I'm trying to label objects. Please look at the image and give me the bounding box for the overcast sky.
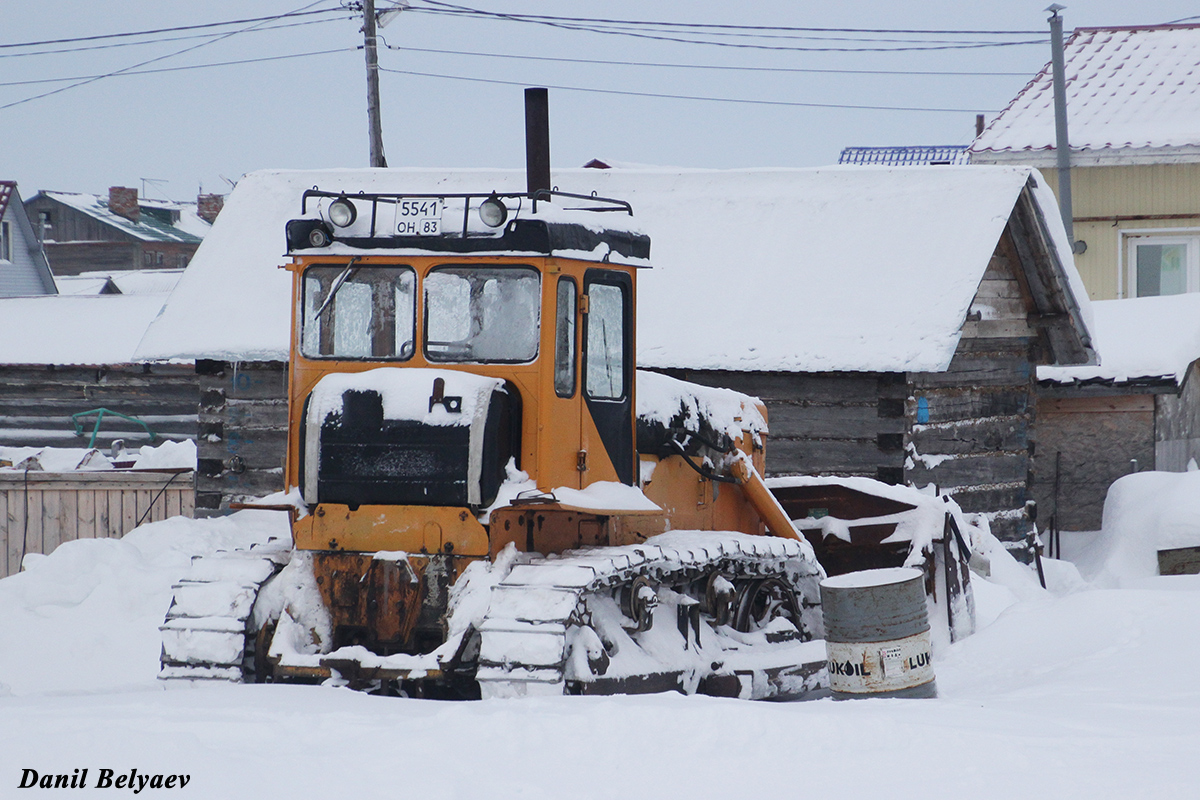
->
[4,1,1198,202]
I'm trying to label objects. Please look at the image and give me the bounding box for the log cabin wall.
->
[905,234,1039,544]
[1156,361,1200,471]
[654,369,910,484]
[0,363,197,450]
[195,360,288,516]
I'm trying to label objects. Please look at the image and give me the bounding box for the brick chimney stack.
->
[108,186,139,223]
[197,193,224,224]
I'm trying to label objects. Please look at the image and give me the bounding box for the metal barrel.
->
[820,567,937,699]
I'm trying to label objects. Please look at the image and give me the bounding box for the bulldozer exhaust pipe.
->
[525,87,551,199]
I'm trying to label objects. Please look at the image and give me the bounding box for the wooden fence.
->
[0,469,194,578]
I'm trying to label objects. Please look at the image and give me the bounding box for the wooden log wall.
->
[1032,392,1156,532]
[196,360,289,516]
[0,363,198,449]
[654,369,909,484]
[906,241,1038,545]
[0,470,194,578]
[1156,361,1200,471]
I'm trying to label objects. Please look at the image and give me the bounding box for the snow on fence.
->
[0,469,194,578]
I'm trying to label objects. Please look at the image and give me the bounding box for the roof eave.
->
[971,145,1200,169]
[1005,180,1096,366]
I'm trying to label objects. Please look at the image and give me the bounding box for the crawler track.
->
[474,530,828,699]
[158,543,290,682]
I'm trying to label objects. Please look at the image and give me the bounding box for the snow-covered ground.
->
[2,475,1199,798]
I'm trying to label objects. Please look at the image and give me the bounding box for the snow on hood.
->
[636,369,765,439]
[307,368,505,427]
[136,165,1070,373]
[1039,293,1200,386]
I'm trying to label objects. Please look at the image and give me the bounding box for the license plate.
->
[394,198,442,236]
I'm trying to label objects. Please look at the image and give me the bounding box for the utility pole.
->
[363,0,387,168]
[1047,4,1076,250]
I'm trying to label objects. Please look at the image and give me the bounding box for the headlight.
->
[478,195,508,228]
[328,197,357,228]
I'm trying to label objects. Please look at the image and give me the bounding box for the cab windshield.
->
[424,265,540,363]
[301,264,416,359]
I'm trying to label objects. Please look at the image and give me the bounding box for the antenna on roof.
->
[140,177,169,201]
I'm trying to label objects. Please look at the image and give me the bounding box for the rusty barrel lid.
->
[820,567,928,643]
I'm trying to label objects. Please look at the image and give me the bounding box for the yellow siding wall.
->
[1038,164,1200,300]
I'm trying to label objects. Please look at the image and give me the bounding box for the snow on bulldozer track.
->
[3,505,1200,799]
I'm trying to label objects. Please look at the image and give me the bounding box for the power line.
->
[0,8,346,50]
[406,7,1046,53]
[0,1,336,111]
[379,65,996,113]
[0,49,355,88]
[0,17,352,60]
[383,42,1033,77]
[409,2,1044,36]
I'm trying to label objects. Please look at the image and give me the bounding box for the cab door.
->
[580,269,635,486]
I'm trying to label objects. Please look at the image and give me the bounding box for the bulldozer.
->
[156,175,829,698]
[157,93,969,700]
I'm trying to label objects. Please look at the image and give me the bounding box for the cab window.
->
[424,265,540,363]
[301,265,416,359]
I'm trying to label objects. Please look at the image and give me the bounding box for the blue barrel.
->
[820,567,936,699]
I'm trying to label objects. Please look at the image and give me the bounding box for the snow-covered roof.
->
[0,294,170,365]
[55,269,183,297]
[39,191,208,244]
[1039,293,1200,386]
[971,25,1200,167]
[136,166,1090,373]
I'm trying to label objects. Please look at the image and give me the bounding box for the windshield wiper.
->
[315,257,361,319]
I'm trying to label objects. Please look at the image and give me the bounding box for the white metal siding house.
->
[970,24,1200,302]
[0,181,56,298]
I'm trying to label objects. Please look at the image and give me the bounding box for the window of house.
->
[1126,233,1200,297]
[0,220,10,262]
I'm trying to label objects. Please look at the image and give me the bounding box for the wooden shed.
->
[1036,293,1200,531]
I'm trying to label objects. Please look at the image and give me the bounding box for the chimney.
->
[108,186,139,223]
[197,193,224,224]
[524,88,551,199]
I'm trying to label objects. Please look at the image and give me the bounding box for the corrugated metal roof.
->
[43,192,207,244]
[839,146,970,166]
[972,25,1200,161]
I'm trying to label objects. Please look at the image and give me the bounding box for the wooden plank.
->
[908,452,1030,489]
[78,490,96,539]
[97,490,111,538]
[151,487,168,523]
[910,389,1032,425]
[911,420,1029,456]
[60,489,78,547]
[121,490,137,536]
[26,489,44,560]
[181,488,195,519]
[764,403,907,439]
[0,490,9,577]
[41,490,62,555]
[974,278,1024,299]
[166,489,181,518]
[660,369,886,405]
[766,438,905,476]
[107,491,123,538]
[960,318,1036,339]
[969,297,1030,321]
[1040,395,1154,414]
